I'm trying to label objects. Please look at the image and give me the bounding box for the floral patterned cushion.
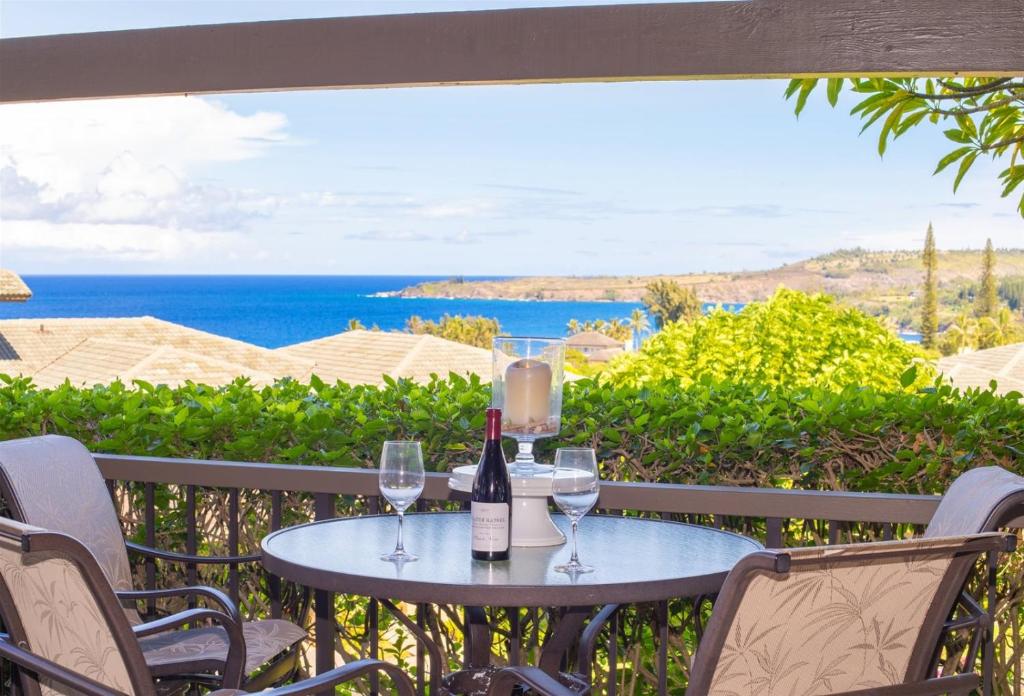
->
[704,537,965,696]
[140,618,305,676]
[0,535,136,696]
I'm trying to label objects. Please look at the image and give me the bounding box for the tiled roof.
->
[937,342,1024,395]
[0,317,313,388]
[0,270,32,302]
[586,347,625,363]
[276,330,494,385]
[566,331,624,348]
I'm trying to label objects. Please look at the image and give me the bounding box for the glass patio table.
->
[261,511,762,693]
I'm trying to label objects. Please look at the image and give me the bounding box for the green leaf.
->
[953,151,979,192]
[933,146,973,175]
[794,79,818,117]
[173,406,189,426]
[700,414,720,430]
[900,366,917,388]
[877,103,906,156]
[826,78,843,107]
[943,129,971,144]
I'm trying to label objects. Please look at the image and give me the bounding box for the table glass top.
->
[263,512,761,597]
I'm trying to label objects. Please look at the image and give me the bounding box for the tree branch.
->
[937,78,1013,93]
[904,81,1024,101]
[979,134,1024,151]
[929,95,1024,116]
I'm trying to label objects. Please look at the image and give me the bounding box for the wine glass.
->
[379,441,425,562]
[551,448,600,574]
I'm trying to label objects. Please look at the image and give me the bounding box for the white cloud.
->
[0,96,288,265]
[1,219,237,262]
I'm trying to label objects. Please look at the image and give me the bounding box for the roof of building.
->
[276,330,494,385]
[0,270,32,302]
[566,331,624,348]
[586,347,625,363]
[937,342,1024,396]
[0,316,313,388]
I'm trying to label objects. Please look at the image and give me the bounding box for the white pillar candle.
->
[504,359,552,428]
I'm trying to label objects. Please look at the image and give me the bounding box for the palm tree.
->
[629,308,650,349]
[566,319,581,335]
[347,318,366,331]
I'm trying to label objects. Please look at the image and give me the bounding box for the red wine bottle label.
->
[471,502,510,553]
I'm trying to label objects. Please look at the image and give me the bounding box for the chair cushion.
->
[140,618,306,676]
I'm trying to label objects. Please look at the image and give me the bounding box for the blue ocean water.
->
[0,276,650,349]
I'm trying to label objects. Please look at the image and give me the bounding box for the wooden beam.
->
[2,0,1021,103]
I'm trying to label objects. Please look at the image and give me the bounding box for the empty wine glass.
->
[551,448,599,574]
[379,441,425,561]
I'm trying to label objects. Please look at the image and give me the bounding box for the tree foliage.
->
[921,223,939,348]
[404,313,501,349]
[786,77,1024,216]
[1001,276,1024,312]
[641,280,702,330]
[629,308,650,342]
[977,238,999,319]
[939,307,1024,355]
[566,317,632,342]
[610,288,933,391]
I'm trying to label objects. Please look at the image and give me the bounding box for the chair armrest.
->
[206,659,415,696]
[117,585,242,626]
[132,607,239,638]
[577,603,620,678]
[485,666,578,696]
[833,673,979,696]
[126,540,260,565]
[0,635,128,696]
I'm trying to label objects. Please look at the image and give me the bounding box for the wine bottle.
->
[471,407,512,561]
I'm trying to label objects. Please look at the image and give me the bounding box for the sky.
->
[0,1,1021,277]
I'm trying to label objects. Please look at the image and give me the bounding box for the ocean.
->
[0,276,650,349]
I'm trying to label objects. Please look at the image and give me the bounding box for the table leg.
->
[314,588,334,675]
[538,606,591,677]
[657,600,668,696]
[464,606,491,668]
[369,598,379,696]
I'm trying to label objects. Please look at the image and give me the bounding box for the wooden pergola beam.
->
[1,0,1022,103]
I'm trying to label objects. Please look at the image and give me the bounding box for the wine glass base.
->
[554,562,594,574]
[381,551,418,562]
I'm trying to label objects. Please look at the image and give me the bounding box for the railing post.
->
[270,491,283,620]
[228,488,240,607]
[143,482,156,618]
[313,492,336,683]
[185,485,197,608]
[766,517,783,548]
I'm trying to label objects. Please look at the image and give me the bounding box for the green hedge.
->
[1,372,1021,492]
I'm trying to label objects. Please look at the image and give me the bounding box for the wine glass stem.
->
[395,511,406,554]
[570,518,580,565]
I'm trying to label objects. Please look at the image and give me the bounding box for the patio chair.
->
[563,465,1024,693]
[0,434,306,692]
[0,516,415,696]
[485,533,1013,696]
[922,465,1024,695]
